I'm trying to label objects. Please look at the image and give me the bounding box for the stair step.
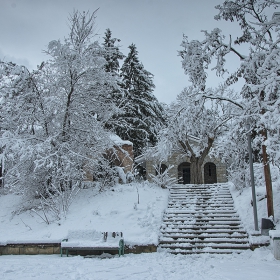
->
[170,188,230,191]
[169,196,232,198]
[167,207,236,211]
[160,244,250,250]
[160,183,249,254]
[164,216,240,221]
[163,219,241,226]
[169,194,232,197]
[159,238,249,244]
[161,248,247,254]
[170,190,231,193]
[163,224,242,228]
[166,211,237,215]
[171,185,229,188]
[162,223,244,228]
[161,247,249,255]
[168,202,235,205]
[161,228,247,236]
[163,218,241,222]
[161,228,246,234]
[168,198,233,201]
[167,205,235,208]
[163,217,241,221]
[166,210,236,213]
[169,191,231,197]
[161,234,248,239]
[163,213,241,217]
[169,198,233,201]
[170,190,230,193]
[163,221,242,226]
[170,191,231,194]
[168,202,234,205]
[163,222,241,226]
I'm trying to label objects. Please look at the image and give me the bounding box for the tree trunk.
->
[261,130,274,218]
[179,137,214,185]
[260,90,274,219]
[190,156,203,184]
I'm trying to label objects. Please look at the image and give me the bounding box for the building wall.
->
[146,152,227,184]
[84,143,134,182]
[113,144,134,173]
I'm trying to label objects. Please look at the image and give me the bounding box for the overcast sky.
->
[0,0,244,104]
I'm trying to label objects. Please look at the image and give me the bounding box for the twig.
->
[20,218,32,230]
[31,208,49,225]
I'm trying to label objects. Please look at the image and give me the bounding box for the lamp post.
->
[246,122,259,231]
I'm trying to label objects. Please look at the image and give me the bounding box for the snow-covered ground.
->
[1,180,279,245]
[0,182,169,245]
[229,179,280,233]
[0,249,279,280]
[1,180,280,279]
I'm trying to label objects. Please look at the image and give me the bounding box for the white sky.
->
[0,0,245,104]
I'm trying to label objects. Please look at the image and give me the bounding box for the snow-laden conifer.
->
[119,44,165,157]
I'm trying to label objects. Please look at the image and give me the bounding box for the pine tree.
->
[119,44,165,157]
[101,29,126,131]
[102,28,124,75]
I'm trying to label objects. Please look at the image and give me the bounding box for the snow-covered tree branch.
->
[179,0,280,217]
[0,10,121,216]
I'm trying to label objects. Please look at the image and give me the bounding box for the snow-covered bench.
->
[60,230,124,257]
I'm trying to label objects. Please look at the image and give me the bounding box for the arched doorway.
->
[204,162,217,184]
[178,162,191,184]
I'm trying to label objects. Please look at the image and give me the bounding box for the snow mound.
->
[0,182,169,245]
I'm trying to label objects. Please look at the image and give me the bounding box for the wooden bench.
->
[60,230,124,257]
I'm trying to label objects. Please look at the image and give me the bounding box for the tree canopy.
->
[179,0,280,217]
[118,43,165,157]
[0,10,120,207]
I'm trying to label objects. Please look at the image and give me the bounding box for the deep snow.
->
[0,249,279,280]
[0,182,169,245]
[0,180,280,279]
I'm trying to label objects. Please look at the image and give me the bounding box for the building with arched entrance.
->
[136,151,227,184]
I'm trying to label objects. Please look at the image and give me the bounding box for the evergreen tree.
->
[101,29,126,131]
[102,28,124,75]
[119,44,165,157]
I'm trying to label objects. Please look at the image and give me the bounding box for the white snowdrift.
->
[0,248,279,280]
[0,182,169,245]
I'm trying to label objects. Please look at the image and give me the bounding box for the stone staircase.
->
[159,183,250,254]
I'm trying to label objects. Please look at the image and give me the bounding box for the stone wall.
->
[113,144,134,173]
[0,243,60,255]
[146,152,227,184]
[84,143,134,181]
[0,243,157,255]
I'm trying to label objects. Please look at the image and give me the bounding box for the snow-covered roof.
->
[135,154,145,164]
[109,134,133,146]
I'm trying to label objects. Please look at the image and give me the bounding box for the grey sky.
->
[0,0,243,103]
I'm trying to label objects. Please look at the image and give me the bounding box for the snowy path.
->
[1,249,279,280]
